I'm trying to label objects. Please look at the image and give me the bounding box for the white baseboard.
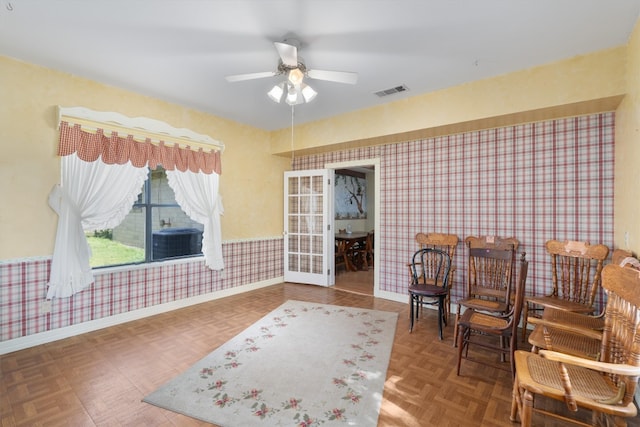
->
[375,289,457,314]
[375,289,408,304]
[0,277,282,355]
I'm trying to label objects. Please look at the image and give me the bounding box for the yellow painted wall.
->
[615,18,640,256]
[0,56,290,259]
[270,46,626,154]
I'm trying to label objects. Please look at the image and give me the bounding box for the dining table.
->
[335,232,368,271]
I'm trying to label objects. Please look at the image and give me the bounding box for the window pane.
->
[152,206,203,261]
[87,166,205,267]
[89,219,145,268]
[150,168,174,204]
[88,190,145,267]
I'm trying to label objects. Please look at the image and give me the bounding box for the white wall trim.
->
[223,236,283,244]
[326,158,382,297]
[0,277,282,355]
[0,255,52,265]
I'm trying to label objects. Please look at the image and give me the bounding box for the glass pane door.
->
[284,169,332,286]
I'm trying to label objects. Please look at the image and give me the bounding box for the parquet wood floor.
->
[2,281,639,426]
[334,268,374,296]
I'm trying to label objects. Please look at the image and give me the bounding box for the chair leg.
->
[361,250,368,270]
[409,294,415,332]
[521,389,534,427]
[521,301,529,342]
[441,297,448,327]
[463,328,471,358]
[445,294,451,324]
[509,335,516,379]
[510,376,521,422]
[437,299,444,340]
[453,307,461,347]
[510,376,533,426]
[456,324,466,375]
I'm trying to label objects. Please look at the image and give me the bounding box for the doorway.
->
[327,159,379,297]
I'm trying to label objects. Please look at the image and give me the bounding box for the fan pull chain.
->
[290,104,295,169]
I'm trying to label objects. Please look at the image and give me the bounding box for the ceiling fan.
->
[225,39,358,105]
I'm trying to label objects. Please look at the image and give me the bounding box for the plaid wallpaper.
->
[295,113,615,310]
[1,112,615,343]
[0,238,283,341]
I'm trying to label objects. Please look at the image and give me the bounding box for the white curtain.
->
[47,154,148,298]
[166,169,225,270]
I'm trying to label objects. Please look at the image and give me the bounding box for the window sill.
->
[92,255,205,276]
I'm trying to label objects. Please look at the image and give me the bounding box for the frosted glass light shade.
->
[301,84,317,103]
[267,82,285,102]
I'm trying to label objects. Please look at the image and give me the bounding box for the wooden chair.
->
[456,252,528,378]
[408,248,452,340]
[526,250,634,339]
[526,250,639,361]
[453,236,519,345]
[465,235,519,252]
[611,248,636,266]
[334,239,348,274]
[413,232,459,319]
[353,230,374,270]
[521,240,610,341]
[529,250,635,331]
[527,313,603,361]
[510,262,640,427]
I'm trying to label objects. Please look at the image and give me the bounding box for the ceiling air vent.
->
[374,84,409,97]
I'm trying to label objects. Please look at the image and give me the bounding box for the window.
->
[49,108,224,298]
[88,166,204,268]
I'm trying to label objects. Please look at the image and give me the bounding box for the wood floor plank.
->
[1,278,639,426]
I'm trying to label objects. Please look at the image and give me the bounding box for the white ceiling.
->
[1,1,639,131]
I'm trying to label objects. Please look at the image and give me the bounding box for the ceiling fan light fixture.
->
[231,39,357,109]
[287,67,304,85]
[267,82,285,103]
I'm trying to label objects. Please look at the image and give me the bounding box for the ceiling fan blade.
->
[225,71,276,82]
[274,42,298,67]
[307,69,358,84]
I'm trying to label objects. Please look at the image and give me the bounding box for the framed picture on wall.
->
[335,172,367,219]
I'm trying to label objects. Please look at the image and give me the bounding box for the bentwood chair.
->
[521,240,610,341]
[413,232,459,319]
[511,262,640,427]
[456,253,528,378]
[408,248,452,340]
[453,236,519,345]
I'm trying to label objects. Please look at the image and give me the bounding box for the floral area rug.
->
[143,300,398,426]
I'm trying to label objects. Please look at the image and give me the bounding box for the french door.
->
[283,169,333,286]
